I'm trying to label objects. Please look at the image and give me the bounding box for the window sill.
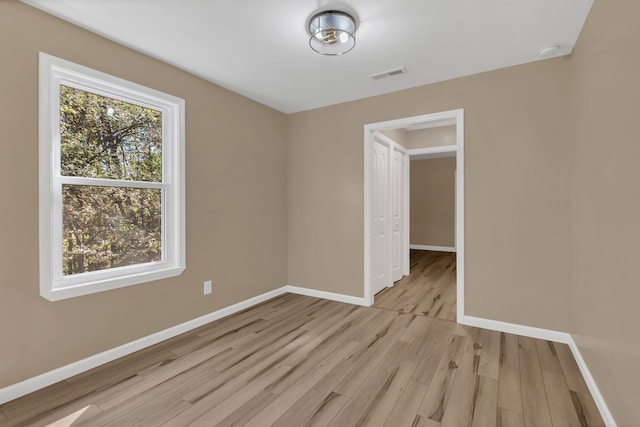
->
[40,266,186,301]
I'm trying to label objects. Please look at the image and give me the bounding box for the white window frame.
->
[39,53,185,301]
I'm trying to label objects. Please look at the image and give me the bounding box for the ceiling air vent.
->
[368,67,407,80]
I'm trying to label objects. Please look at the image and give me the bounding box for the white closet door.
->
[404,154,410,276]
[372,139,390,294]
[391,148,405,282]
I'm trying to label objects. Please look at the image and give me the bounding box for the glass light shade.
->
[308,11,356,56]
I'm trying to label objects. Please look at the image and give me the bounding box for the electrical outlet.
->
[203,280,212,295]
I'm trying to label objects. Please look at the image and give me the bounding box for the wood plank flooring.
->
[374,250,457,321]
[0,255,605,426]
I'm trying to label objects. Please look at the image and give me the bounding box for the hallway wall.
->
[410,158,456,248]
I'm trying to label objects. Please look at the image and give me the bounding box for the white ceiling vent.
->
[368,67,408,80]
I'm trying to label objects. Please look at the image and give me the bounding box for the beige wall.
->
[405,126,456,149]
[287,57,572,331]
[410,158,456,247]
[569,0,640,425]
[380,129,408,147]
[3,1,636,422]
[0,1,287,388]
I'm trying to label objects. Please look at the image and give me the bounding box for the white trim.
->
[404,148,410,276]
[567,340,618,427]
[364,128,372,305]
[407,145,457,157]
[286,285,369,306]
[410,152,456,161]
[403,117,457,130]
[459,315,617,427]
[454,110,465,322]
[369,110,462,132]
[364,109,465,314]
[410,244,456,252]
[0,287,288,405]
[459,315,572,343]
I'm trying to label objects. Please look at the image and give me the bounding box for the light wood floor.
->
[0,268,605,426]
[374,250,457,321]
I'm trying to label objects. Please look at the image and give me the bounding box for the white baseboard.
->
[410,244,456,252]
[459,315,572,343]
[286,285,368,306]
[459,315,616,427]
[567,339,617,427]
[0,287,288,406]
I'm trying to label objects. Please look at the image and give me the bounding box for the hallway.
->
[374,250,457,321]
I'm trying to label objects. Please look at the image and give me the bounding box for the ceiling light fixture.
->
[308,10,356,56]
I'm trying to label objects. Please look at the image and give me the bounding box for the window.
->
[39,53,185,301]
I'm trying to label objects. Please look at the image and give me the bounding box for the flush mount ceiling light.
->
[308,10,356,56]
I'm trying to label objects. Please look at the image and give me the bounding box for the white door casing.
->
[364,109,464,316]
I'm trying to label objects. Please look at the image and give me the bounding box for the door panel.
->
[391,149,404,282]
[372,139,389,294]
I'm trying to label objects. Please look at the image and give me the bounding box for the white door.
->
[391,148,405,282]
[404,155,410,275]
[372,139,390,294]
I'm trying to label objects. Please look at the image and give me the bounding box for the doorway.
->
[363,109,465,321]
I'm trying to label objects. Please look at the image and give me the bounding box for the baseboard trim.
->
[459,315,617,427]
[286,285,368,306]
[459,315,572,343]
[410,244,456,252]
[567,339,618,427]
[0,287,288,406]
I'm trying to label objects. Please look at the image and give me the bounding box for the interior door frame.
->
[363,108,465,322]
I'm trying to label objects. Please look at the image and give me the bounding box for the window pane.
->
[60,85,162,182]
[62,185,162,276]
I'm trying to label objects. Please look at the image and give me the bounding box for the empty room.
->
[0,0,637,426]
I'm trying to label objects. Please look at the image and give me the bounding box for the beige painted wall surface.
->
[380,128,408,147]
[405,126,456,149]
[410,158,455,247]
[0,1,287,388]
[287,57,572,331]
[569,0,640,424]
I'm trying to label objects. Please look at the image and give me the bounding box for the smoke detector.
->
[539,45,561,58]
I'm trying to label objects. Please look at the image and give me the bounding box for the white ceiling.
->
[22,0,594,114]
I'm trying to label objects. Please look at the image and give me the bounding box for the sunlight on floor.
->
[46,404,99,426]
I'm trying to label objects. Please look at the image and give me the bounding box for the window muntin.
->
[40,53,185,301]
